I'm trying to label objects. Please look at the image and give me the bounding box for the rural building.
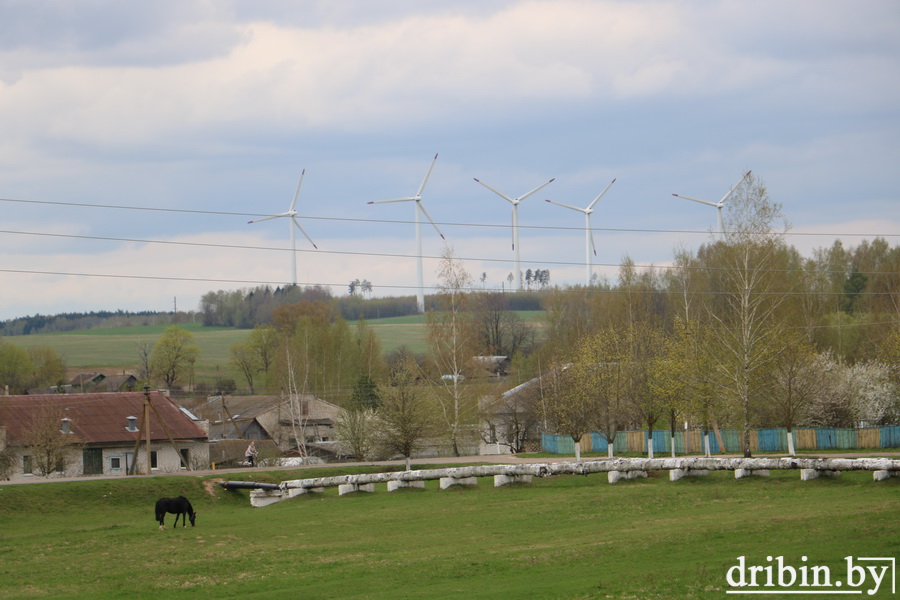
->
[0,391,209,481]
[192,394,344,460]
[480,373,549,455]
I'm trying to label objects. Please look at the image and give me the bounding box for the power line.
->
[0,267,896,299]
[4,228,900,278]
[2,196,898,238]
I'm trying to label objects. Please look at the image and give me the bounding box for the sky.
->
[1,0,899,322]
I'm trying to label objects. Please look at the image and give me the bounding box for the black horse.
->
[155,496,197,530]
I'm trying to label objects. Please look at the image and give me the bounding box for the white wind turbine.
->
[545,178,616,286]
[368,154,445,313]
[473,175,555,291]
[248,169,318,286]
[672,170,752,239]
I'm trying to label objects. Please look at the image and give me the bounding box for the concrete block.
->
[493,474,533,487]
[800,469,818,481]
[338,483,376,495]
[608,471,623,484]
[387,480,426,492]
[873,470,899,481]
[250,489,285,507]
[735,469,771,479]
[669,468,685,482]
[439,476,478,489]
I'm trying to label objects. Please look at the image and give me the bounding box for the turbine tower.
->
[473,176,555,291]
[672,170,752,239]
[248,169,318,286]
[545,178,616,286]
[368,154,445,313]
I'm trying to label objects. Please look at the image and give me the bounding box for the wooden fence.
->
[543,425,900,455]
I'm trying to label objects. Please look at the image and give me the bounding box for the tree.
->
[229,342,260,393]
[376,356,437,470]
[150,326,200,389]
[335,407,377,460]
[472,292,534,357]
[25,346,66,391]
[0,340,33,394]
[545,329,630,460]
[427,248,480,456]
[136,340,152,382]
[766,334,827,454]
[247,325,279,383]
[704,173,791,457]
[21,403,82,476]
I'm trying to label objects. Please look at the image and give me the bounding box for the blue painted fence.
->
[541,426,900,455]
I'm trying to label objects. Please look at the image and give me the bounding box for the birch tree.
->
[705,173,791,457]
[427,248,480,456]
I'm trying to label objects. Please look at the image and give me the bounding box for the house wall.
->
[5,441,210,482]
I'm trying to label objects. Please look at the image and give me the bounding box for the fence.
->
[542,425,900,455]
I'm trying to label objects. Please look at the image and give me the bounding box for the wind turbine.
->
[368,153,445,313]
[473,175,555,291]
[672,170,752,239]
[545,178,616,286]
[248,169,318,286]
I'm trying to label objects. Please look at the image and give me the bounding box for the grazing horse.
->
[155,496,197,530]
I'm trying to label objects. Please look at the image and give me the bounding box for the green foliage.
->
[150,326,201,389]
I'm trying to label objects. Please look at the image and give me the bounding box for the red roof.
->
[0,392,207,445]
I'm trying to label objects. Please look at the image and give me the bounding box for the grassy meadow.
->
[7,311,546,389]
[0,466,897,599]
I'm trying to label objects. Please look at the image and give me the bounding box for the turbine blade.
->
[368,197,417,205]
[545,199,586,213]
[248,213,288,224]
[474,178,515,204]
[290,169,306,212]
[719,170,753,205]
[511,205,517,250]
[415,153,439,199]
[589,229,598,256]
[673,193,720,208]
[517,177,556,202]
[292,218,318,249]
[417,201,445,239]
[587,178,616,211]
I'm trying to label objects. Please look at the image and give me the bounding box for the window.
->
[110,456,122,471]
[150,451,158,470]
[22,455,33,475]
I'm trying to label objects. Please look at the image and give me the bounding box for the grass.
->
[8,312,548,388]
[0,465,897,599]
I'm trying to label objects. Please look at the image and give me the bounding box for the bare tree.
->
[427,248,480,456]
[229,342,260,393]
[376,356,437,470]
[21,404,82,476]
[335,407,377,460]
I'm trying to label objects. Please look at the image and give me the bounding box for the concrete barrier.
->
[246,457,900,506]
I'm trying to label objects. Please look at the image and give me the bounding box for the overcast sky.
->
[2,0,899,322]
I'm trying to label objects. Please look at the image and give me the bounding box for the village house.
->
[0,391,209,481]
[191,393,344,463]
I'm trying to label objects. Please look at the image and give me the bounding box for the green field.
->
[6,312,547,388]
[0,466,897,599]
